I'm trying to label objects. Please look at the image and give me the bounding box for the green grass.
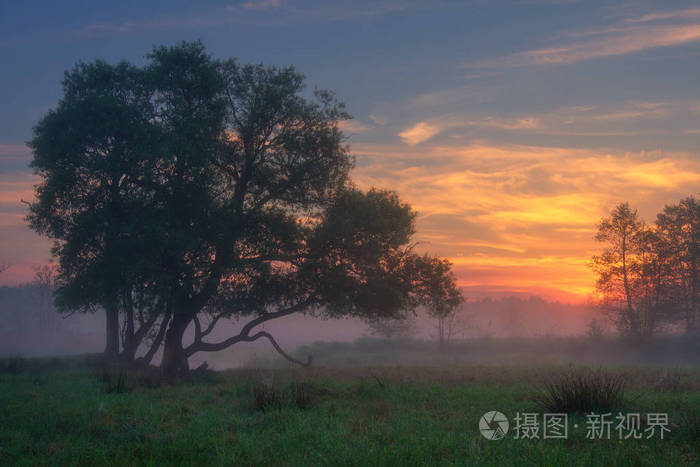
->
[0,358,698,466]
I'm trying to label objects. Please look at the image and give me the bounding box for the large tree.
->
[28,59,158,357]
[29,41,462,374]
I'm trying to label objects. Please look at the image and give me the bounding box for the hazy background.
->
[0,283,630,368]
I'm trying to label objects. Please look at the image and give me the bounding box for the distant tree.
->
[412,256,464,347]
[498,297,526,337]
[591,203,651,336]
[633,226,676,333]
[28,41,462,375]
[585,318,605,340]
[434,307,471,346]
[591,201,695,337]
[32,264,57,335]
[655,196,700,333]
[366,315,416,340]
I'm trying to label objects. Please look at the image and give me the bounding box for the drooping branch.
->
[245,331,312,367]
[184,297,316,361]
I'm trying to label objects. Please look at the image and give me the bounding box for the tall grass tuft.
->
[535,368,625,414]
[251,381,322,411]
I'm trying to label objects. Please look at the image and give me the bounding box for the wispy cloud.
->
[368,113,389,126]
[338,119,374,135]
[398,122,442,145]
[1,2,437,47]
[240,0,283,10]
[395,99,699,144]
[626,8,700,24]
[471,8,700,68]
[350,139,700,300]
[398,115,542,144]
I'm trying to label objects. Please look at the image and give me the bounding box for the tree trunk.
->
[122,298,136,361]
[104,302,120,357]
[437,317,446,350]
[142,313,171,365]
[161,313,192,375]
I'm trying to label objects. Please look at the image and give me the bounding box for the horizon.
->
[1,0,699,303]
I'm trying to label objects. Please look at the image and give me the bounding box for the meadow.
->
[1,339,698,466]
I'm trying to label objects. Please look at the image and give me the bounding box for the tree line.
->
[26,41,462,374]
[592,197,699,337]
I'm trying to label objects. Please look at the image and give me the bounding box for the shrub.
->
[535,368,625,414]
[100,370,130,393]
[0,356,27,374]
[251,381,322,411]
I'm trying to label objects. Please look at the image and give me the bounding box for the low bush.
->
[535,368,625,414]
[251,381,324,411]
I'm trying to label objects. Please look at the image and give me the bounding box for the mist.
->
[4,283,697,370]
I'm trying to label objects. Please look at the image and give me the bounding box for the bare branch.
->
[200,311,225,338]
[185,297,316,355]
[141,313,171,366]
[247,331,312,367]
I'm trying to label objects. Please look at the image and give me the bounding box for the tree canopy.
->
[591,198,699,337]
[28,41,462,374]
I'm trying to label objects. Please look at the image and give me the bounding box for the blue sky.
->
[1,0,699,300]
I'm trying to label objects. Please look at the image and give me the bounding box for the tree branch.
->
[140,313,171,365]
[184,297,315,355]
[247,331,312,367]
[201,312,224,338]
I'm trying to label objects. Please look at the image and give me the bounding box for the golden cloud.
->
[351,141,700,302]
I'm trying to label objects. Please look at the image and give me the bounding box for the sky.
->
[0,0,699,302]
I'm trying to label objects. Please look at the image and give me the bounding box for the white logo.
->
[479,411,509,440]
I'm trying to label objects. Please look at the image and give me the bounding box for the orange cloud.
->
[351,141,700,302]
[398,122,442,145]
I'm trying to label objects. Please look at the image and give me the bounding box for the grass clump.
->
[536,368,625,414]
[251,381,324,411]
[100,369,130,393]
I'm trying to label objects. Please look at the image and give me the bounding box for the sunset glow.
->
[1,1,699,304]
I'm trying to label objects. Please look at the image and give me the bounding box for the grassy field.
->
[1,353,698,466]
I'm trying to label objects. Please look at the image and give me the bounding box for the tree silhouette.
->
[591,198,699,336]
[28,41,462,374]
[28,57,161,358]
[655,196,700,333]
[591,203,649,336]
